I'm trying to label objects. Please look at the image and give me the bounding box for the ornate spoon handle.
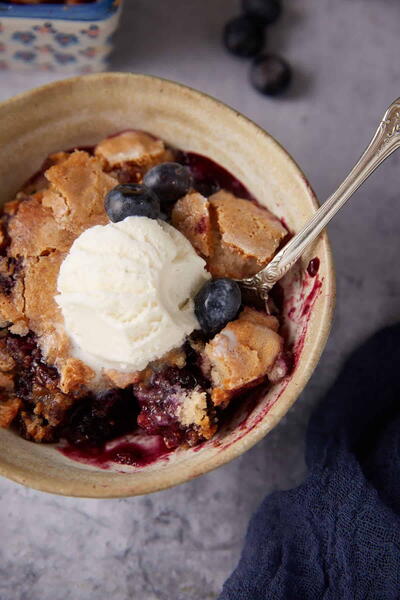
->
[241,98,400,299]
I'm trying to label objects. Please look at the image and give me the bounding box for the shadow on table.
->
[110,0,313,99]
[110,0,235,70]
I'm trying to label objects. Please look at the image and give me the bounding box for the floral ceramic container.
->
[0,0,122,73]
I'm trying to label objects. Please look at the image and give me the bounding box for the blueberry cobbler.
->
[0,130,292,457]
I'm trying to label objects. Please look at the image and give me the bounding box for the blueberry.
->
[105,183,161,222]
[250,54,292,96]
[223,15,265,58]
[242,0,282,25]
[194,278,242,336]
[143,162,193,206]
[194,180,220,198]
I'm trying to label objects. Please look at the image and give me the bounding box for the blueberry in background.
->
[223,15,265,58]
[143,162,193,206]
[195,278,242,336]
[105,183,161,222]
[242,0,282,25]
[250,54,292,96]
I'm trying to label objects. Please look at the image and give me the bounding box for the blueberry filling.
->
[63,389,137,448]
[0,137,291,464]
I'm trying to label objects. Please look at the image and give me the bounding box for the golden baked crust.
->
[0,340,15,372]
[106,347,187,389]
[171,192,213,257]
[209,191,287,278]
[204,307,283,406]
[0,257,26,330]
[23,253,65,358]
[172,189,287,279]
[21,152,76,196]
[19,411,57,443]
[8,196,74,258]
[0,151,118,386]
[59,358,95,394]
[105,370,144,389]
[45,151,116,236]
[177,389,217,441]
[95,131,169,169]
[210,191,286,260]
[0,396,21,428]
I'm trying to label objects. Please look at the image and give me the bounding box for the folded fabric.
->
[220,325,400,600]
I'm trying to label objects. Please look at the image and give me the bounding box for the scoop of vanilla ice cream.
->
[56,217,210,373]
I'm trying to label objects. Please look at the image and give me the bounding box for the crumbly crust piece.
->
[19,411,57,443]
[21,151,71,196]
[106,347,187,389]
[172,189,287,279]
[23,252,86,384]
[209,191,286,278]
[44,151,117,235]
[8,196,74,258]
[0,340,15,372]
[105,370,143,389]
[178,388,217,440]
[0,152,118,384]
[95,131,168,169]
[0,396,21,428]
[171,192,213,257]
[210,191,286,259]
[204,307,283,405]
[59,358,95,394]
[29,385,74,428]
[0,256,25,329]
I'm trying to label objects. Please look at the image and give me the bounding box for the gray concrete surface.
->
[1,1,400,598]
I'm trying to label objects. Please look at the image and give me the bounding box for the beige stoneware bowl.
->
[0,73,335,497]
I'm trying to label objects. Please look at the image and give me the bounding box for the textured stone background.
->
[1,1,400,598]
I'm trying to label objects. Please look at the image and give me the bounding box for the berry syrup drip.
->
[61,435,171,469]
[300,277,322,319]
[177,151,255,201]
[307,257,320,278]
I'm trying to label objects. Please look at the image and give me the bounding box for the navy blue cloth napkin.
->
[220,325,400,600]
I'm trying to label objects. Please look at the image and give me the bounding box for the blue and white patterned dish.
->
[0,0,122,72]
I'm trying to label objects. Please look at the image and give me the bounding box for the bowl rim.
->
[0,72,336,497]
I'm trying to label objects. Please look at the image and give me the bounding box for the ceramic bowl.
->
[0,73,335,497]
[0,0,122,73]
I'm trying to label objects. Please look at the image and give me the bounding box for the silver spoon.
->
[240,97,400,300]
